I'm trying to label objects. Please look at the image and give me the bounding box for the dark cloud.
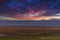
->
[0,0,60,16]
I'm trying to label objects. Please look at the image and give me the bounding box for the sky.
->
[0,0,60,20]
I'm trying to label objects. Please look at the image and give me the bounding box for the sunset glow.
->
[0,0,60,20]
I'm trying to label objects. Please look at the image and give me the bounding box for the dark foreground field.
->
[1,34,60,40]
[0,26,60,40]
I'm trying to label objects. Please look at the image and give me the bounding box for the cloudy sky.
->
[0,0,60,20]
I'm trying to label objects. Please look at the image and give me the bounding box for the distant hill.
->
[0,20,60,26]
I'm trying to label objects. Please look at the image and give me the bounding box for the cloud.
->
[0,16,18,20]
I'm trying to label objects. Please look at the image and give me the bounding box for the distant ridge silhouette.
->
[0,20,60,26]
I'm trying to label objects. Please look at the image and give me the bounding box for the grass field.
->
[0,33,60,40]
[0,26,60,40]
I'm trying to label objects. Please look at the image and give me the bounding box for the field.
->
[0,34,60,40]
[0,26,60,40]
